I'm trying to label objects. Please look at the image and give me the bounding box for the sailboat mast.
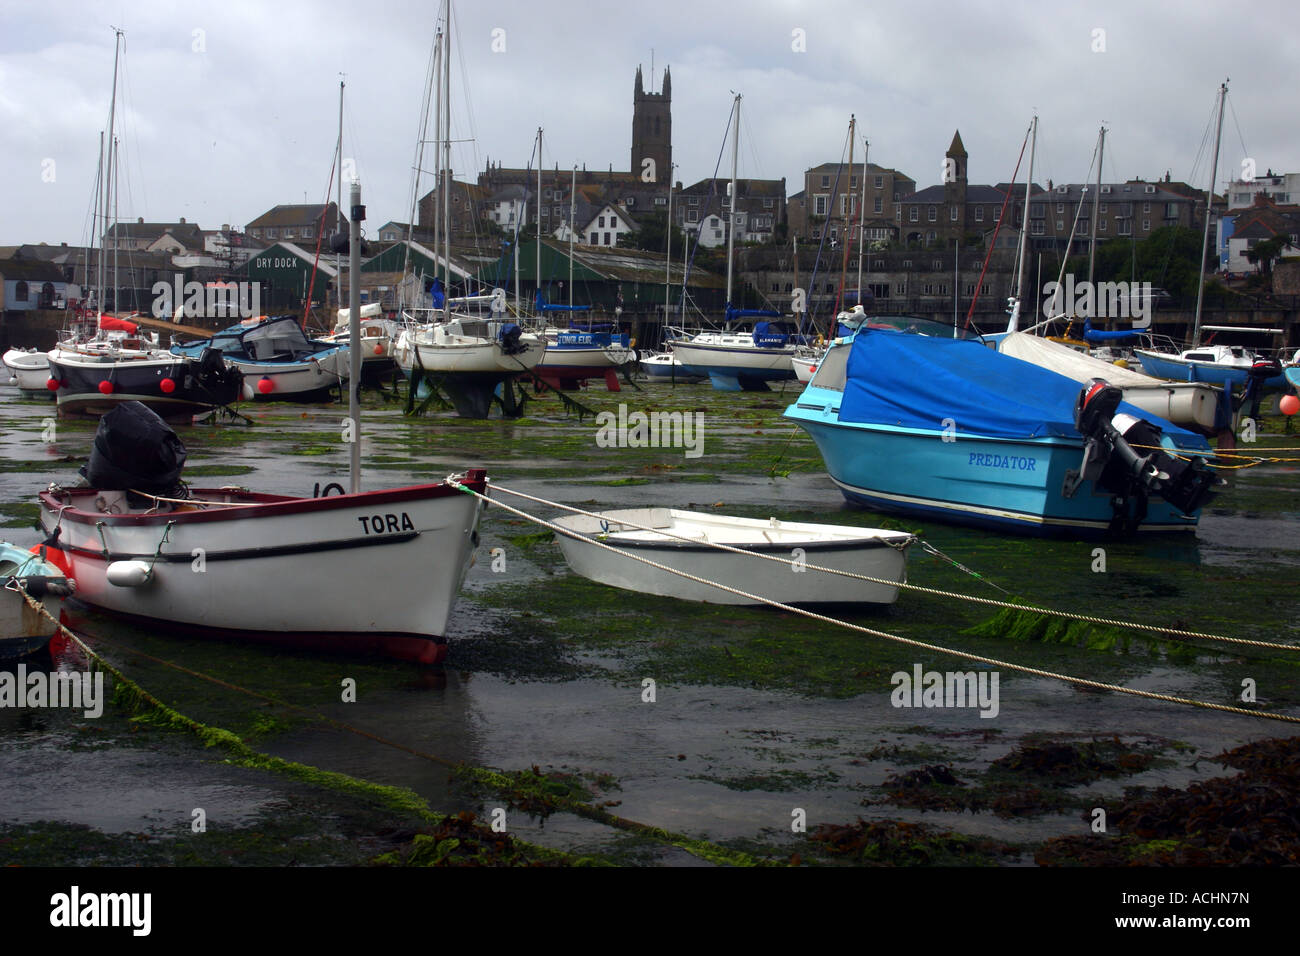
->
[1009,115,1037,332]
[664,166,673,321]
[725,93,740,319]
[99,28,122,316]
[857,136,868,301]
[1192,82,1227,348]
[442,2,452,315]
[1087,125,1104,286]
[569,165,576,308]
[838,115,855,319]
[336,78,344,313]
[537,127,542,311]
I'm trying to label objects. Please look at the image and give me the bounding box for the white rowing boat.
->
[553,507,912,605]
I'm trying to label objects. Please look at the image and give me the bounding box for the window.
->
[1142,219,1150,231]
[654,197,667,206]
[688,197,698,206]
[687,210,698,222]
[14,280,27,302]
[895,208,902,221]
[928,206,937,222]
[909,207,918,222]
[302,226,313,239]
[926,231,936,242]
[1099,219,1107,232]
[1143,202,1151,213]
[974,206,984,222]
[1118,219,1131,236]
[875,176,884,189]
[1031,221,1044,235]
[923,283,933,295]
[932,259,943,270]
[903,259,912,268]
[874,197,883,214]
[814,195,828,216]
[950,206,958,221]
[1057,203,1065,214]
[554,205,562,214]
[1030,203,1044,218]
[850,176,857,189]
[604,232,611,245]
[895,282,907,295]
[1056,220,1064,230]
[712,229,722,240]
[1165,203,1177,218]
[1101,185,1111,194]
[598,216,605,227]
[1144,185,1155,194]
[893,190,900,201]
[266,228,277,239]
[589,232,598,244]
[764,198,774,208]
[1100,203,1108,214]
[821,175,830,188]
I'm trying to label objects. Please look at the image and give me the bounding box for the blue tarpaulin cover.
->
[838,330,1208,445]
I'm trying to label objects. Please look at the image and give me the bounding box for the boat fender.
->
[106,560,154,588]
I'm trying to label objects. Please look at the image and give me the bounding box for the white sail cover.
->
[998,332,1161,387]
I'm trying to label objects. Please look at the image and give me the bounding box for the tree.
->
[616,212,687,253]
[1244,234,1296,276]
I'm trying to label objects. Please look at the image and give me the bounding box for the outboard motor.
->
[1066,378,1220,533]
[80,401,188,503]
[497,322,526,356]
[1239,357,1282,420]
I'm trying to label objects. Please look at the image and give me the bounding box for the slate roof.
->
[246,203,344,229]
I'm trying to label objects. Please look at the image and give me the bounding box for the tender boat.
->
[2,348,54,397]
[0,542,74,660]
[35,402,487,664]
[552,507,913,605]
[784,327,1221,537]
[171,315,350,403]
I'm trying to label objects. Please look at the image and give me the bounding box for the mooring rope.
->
[450,479,1300,723]
[485,482,1300,656]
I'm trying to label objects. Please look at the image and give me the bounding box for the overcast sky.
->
[1,0,1295,246]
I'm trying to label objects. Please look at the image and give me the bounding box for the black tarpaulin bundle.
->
[80,401,188,497]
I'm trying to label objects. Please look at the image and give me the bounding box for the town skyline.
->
[2,0,1296,247]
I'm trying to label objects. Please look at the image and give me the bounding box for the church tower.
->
[631,66,672,185]
[944,130,968,237]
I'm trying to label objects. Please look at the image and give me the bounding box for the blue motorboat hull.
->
[1134,350,1285,389]
[788,395,1201,536]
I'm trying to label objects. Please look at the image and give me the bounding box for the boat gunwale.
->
[39,476,487,528]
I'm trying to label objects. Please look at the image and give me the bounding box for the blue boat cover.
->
[838,330,1207,445]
